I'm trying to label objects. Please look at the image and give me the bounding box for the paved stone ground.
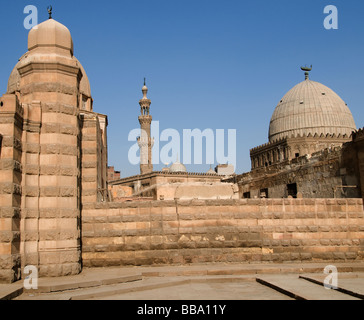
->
[93,277,295,300]
[1,262,363,300]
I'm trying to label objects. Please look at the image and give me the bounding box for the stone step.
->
[35,274,142,294]
[0,283,23,301]
[1,273,143,300]
[71,278,191,300]
[61,276,255,300]
[299,273,364,299]
[256,275,361,300]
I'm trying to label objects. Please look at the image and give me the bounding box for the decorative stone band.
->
[0,159,22,172]
[0,136,22,151]
[20,82,79,96]
[21,186,78,197]
[39,144,78,156]
[0,207,20,219]
[42,123,78,136]
[23,143,40,154]
[21,208,79,219]
[17,230,80,242]
[0,182,22,195]
[18,62,81,80]
[251,132,352,153]
[21,164,79,176]
[42,103,78,116]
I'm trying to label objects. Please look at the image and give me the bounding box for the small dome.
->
[7,59,22,93]
[269,79,356,141]
[28,19,73,55]
[73,57,91,98]
[169,160,187,173]
[207,167,216,174]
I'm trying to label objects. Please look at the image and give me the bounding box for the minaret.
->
[137,79,154,174]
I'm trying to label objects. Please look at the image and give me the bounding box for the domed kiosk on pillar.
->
[0,12,108,283]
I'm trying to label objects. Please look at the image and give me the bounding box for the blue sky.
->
[1,0,363,177]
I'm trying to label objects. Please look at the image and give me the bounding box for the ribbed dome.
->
[28,19,73,55]
[207,167,216,174]
[269,79,356,142]
[169,160,187,173]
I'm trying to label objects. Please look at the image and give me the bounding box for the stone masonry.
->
[1,16,364,285]
[81,199,364,267]
[0,18,108,283]
[353,129,364,200]
[233,128,364,200]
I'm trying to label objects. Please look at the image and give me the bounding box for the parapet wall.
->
[81,199,364,267]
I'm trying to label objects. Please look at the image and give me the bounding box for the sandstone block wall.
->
[239,147,361,199]
[80,113,108,204]
[81,199,364,267]
[353,129,364,200]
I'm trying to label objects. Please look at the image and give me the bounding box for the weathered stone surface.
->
[80,199,364,268]
[0,18,109,283]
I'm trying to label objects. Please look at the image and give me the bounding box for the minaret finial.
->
[301,65,312,80]
[47,5,53,19]
[142,78,148,99]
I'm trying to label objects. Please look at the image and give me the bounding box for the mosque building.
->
[108,81,238,202]
[251,66,356,169]
[229,67,363,200]
[0,12,363,284]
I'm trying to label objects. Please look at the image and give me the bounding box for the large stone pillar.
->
[18,63,82,277]
[1,17,109,281]
[15,18,83,278]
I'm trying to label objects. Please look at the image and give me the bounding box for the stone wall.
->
[81,199,364,267]
[353,129,364,200]
[109,172,224,201]
[80,112,108,204]
[250,134,351,170]
[236,146,361,199]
